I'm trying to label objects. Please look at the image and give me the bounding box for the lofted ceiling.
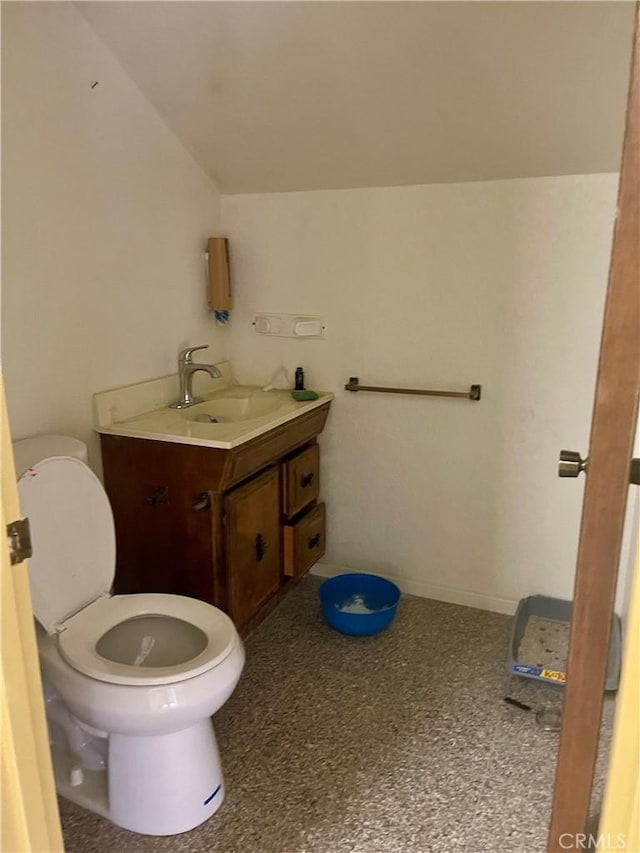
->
[76,1,636,194]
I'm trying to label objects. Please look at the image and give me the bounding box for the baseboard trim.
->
[311,562,517,616]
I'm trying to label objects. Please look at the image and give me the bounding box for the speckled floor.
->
[60,577,615,853]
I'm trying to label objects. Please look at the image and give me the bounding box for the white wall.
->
[1,2,224,466]
[222,175,620,611]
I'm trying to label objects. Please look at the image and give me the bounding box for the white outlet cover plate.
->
[252,313,326,339]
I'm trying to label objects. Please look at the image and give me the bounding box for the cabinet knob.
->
[300,472,315,488]
[255,533,267,562]
[308,533,321,550]
[147,485,169,505]
[193,492,211,510]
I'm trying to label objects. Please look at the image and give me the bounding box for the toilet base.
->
[51,744,110,820]
[109,718,225,835]
[53,718,225,835]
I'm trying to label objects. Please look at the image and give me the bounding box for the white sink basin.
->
[184,390,284,423]
[94,366,333,450]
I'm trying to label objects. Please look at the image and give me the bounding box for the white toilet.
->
[14,435,245,837]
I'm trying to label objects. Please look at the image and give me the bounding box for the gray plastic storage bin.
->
[508,594,621,691]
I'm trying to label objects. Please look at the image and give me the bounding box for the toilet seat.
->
[58,594,237,686]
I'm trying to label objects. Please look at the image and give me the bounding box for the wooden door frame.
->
[547,14,640,852]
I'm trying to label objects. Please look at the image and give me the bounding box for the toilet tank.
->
[12,435,88,478]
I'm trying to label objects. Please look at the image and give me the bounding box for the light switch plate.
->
[251,313,326,339]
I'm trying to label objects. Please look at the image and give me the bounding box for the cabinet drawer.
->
[283,503,326,579]
[283,444,319,519]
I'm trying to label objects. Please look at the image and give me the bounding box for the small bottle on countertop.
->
[294,367,305,391]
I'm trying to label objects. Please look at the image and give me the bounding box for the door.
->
[547,15,640,852]
[0,375,64,852]
[224,467,281,629]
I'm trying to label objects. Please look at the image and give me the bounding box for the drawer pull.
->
[255,533,267,562]
[193,492,211,511]
[300,472,315,488]
[308,533,321,550]
[147,485,169,505]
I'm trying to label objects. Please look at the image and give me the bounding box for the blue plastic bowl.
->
[318,573,400,636]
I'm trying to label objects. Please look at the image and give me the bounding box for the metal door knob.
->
[558,450,588,478]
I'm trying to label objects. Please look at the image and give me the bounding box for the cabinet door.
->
[224,467,281,628]
[113,479,217,603]
[101,436,219,605]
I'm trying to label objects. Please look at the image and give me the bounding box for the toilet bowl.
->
[15,437,245,836]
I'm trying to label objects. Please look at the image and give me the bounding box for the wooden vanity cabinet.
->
[100,402,329,631]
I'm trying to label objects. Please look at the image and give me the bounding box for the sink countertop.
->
[93,363,333,450]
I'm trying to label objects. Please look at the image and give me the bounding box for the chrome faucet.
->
[170,345,221,409]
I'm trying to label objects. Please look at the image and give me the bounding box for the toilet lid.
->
[17,457,115,633]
